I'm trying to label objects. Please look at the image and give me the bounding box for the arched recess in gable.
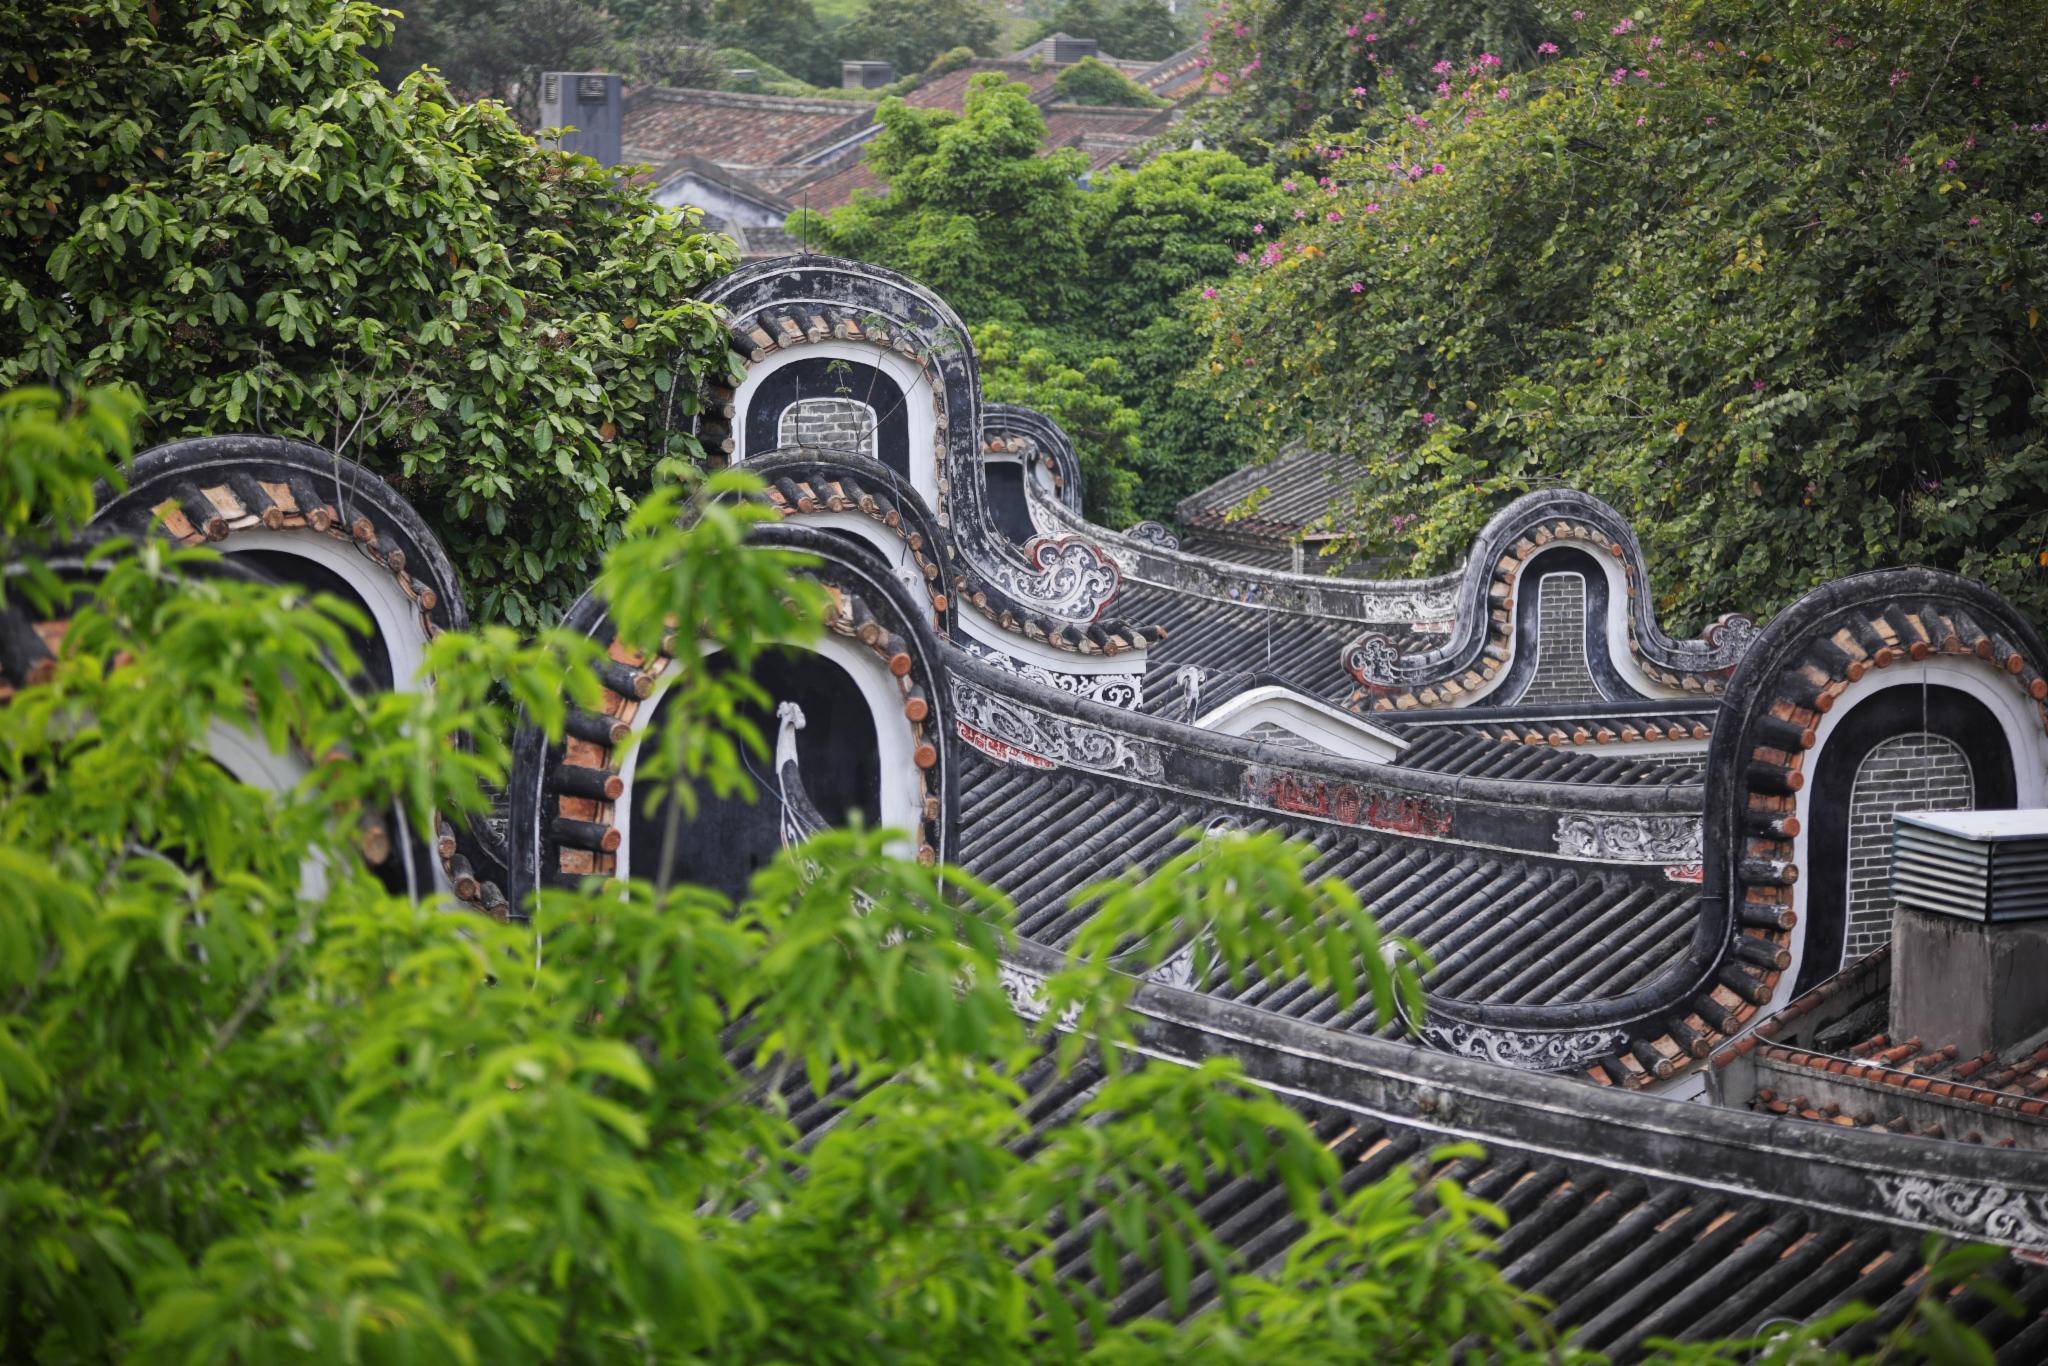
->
[505,522,956,911]
[88,436,485,905]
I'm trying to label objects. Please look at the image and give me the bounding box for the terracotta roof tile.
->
[621,87,874,169]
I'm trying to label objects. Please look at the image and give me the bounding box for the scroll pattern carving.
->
[953,679,1165,780]
[960,641,1142,709]
[1420,1020,1631,1072]
[979,536,1121,624]
[1873,1176,2048,1251]
[1553,814,1703,864]
[1125,520,1181,551]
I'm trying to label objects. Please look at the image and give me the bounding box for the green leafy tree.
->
[835,0,1002,76]
[0,384,2018,1362]
[1028,0,1188,62]
[709,0,837,88]
[378,0,617,115]
[1199,0,2048,628]
[1053,56,1166,108]
[792,75,1091,323]
[1,0,738,627]
[976,321,1142,524]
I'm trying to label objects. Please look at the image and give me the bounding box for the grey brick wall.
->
[1843,733,1974,963]
[778,398,875,458]
[1523,572,1599,702]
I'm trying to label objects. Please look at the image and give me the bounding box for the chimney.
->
[1889,810,2048,1057]
[537,72,623,167]
[1050,35,1100,65]
[842,60,895,89]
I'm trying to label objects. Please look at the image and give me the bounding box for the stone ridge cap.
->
[628,85,884,118]
[946,644,1702,815]
[997,936,2048,1251]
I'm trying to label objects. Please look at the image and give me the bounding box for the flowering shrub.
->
[1196,0,1557,156]
[1198,0,2048,628]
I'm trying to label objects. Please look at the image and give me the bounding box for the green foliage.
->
[0,384,2018,1362]
[836,0,1002,77]
[1,0,739,629]
[1196,0,1558,158]
[975,322,1142,526]
[1028,0,1189,63]
[1053,56,1166,108]
[1199,0,2048,629]
[792,75,1092,323]
[0,387,140,551]
[802,90,1286,522]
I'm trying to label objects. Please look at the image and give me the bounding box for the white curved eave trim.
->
[205,720,328,900]
[218,528,430,694]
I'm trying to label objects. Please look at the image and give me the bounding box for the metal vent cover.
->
[1892,810,2048,923]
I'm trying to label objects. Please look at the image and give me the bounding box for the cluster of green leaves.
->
[1,383,2019,1363]
[1194,0,1559,158]
[1198,0,2048,629]
[1053,57,1168,109]
[795,78,1292,523]
[0,383,1535,1363]
[2,0,738,627]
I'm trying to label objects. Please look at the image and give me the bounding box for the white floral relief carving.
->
[960,641,1142,709]
[953,679,1165,780]
[1125,520,1180,551]
[1873,1176,2048,1251]
[1420,1021,1630,1072]
[1553,814,1703,864]
[980,536,1121,624]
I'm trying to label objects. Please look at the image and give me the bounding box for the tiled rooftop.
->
[621,87,874,168]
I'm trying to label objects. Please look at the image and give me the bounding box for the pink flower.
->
[1537,41,1559,55]
[1705,116,1715,125]
[2033,213,2045,225]
[1432,59,1453,74]
[1496,86,1511,100]
[1752,379,1766,391]
[1647,35,1662,50]
[1611,67,1628,85]
[1364,202,1381,212]
[1968,216,1981,226]
[1636,115,1647,125]
[1942,158,1957,171]
[1889,69,1909,87]
[1294,207,1307,219]
[1327,210,1342,221]
[1353,85,1370,97]
[1421,411,1436,425]
[1349,281,1364,293]
[1431,162,1446,175]
[1283,178,1297,191]
[1202,287,1219,299]
[1252,223,1264,234]
[1572,9,1586,20]
[1435,81,1451,96]
[1479,52,1502,67]
[1346,23,1358,36]
[1235,251,1249,263]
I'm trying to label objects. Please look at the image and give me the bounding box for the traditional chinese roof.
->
[621,87,875,171]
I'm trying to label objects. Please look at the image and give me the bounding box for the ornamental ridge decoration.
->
[952,678,1166,780]
[1553,814,1703,864]
[1420,1020,1630,1073]
[979,535,1121,625]
[961,640,1142,709]
[1872,1175,2048,1251]
[1125,520,1181,551]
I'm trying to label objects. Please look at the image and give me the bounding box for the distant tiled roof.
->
[779,150,885,214]
[1176,443,1365,543]
[644,153,792,214]
[621,87,873,168]
[1041,103,1177,169]
[904,59,1063,110]
[1135,43,1223,100]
